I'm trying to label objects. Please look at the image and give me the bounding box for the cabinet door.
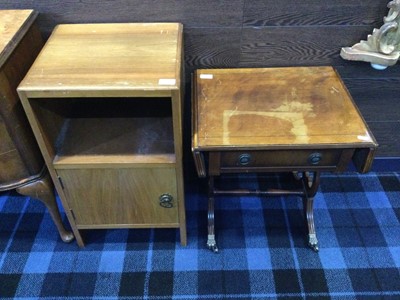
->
[56,167,178,227]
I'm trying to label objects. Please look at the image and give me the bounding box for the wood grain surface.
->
[57,167,179,227]
[2,0,397,159]
[0,10,37,66]
[342,77,400,122]
[185,28,241,69]
[0,0,244,37]
[367,122,400,156]
[193,67,377,149]
[0,9,44,185]
[239,27,373,67]
[243,0,389,27]
[18,23,183,95]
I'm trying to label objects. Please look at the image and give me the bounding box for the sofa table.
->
[0,10,73,243]
[192,67,378,252]
[18,23,186,247]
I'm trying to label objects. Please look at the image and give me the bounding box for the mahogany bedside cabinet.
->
[192,67,377,252]
[0,10,73,242]
[17,23,186,247]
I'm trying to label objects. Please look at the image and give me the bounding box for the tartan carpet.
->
[0,172,399,299]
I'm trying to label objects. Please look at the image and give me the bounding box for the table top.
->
[193,67,377,150]
[0,10,37,68]
[18,23,183,95]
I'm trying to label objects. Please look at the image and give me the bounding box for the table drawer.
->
[219,149,346,170]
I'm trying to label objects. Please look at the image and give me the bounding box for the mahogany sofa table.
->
[192,67,377,252]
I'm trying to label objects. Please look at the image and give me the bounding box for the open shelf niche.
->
[28,97,176,167]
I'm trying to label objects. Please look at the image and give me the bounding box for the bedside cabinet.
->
[18,23,186,247]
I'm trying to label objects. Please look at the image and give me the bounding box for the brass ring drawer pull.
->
[308,153,322,165]
[159,194,173,208]
[238,153,251,165]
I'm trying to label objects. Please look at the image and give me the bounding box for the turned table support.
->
[301,171,321,252]
[206,171,322,253]
[207,176,218,252]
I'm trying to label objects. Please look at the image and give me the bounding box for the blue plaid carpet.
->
[0,172,399,299]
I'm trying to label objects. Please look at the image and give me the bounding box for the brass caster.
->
[61,231,75,243]
[308,233,319,252]
[207,235,219,253]
[208,244,219,253]
[309,243,319,252]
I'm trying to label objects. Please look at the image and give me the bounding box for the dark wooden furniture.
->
[0,10,73,242]
[0,1,397,159]
[192,67,378,252]
[17,23,186,247]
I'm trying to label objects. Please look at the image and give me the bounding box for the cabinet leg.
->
[207,176,218,253]
[16,171,74,243]
[179,226,187,246]
[301,171,320,252]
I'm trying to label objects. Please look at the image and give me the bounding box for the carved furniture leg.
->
[301,171,321,252]
[16,171,74,243]
[207,176,218,253]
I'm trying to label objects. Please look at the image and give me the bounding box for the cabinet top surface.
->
[0,10,36,67]
[193,67,377,149]
[18,23,183,94]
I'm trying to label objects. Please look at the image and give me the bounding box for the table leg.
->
[16,171,74,243]
[301,171,321,252]
[207,176,218,253]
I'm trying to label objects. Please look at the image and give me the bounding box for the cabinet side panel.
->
[0,114,30,187]
[0,23,44,175]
